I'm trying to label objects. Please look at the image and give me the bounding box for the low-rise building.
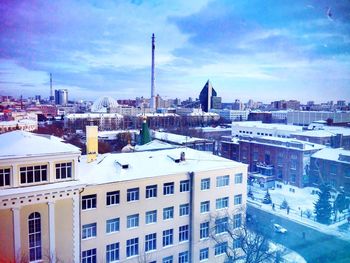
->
[310,148,350,193]
[0,131,247,263]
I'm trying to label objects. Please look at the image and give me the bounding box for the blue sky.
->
[0,0,349,103]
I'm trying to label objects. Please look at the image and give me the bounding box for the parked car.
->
[274,223,287,233]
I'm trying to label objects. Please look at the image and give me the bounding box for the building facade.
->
[1,131,247,263]
[0,131,83,263]
[310,148,350,193]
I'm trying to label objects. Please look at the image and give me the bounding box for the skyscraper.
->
[55,89,68,105]
[199,80,220,112]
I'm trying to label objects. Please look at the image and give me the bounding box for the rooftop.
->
[0,131,80,160]
[134,140,176,151]
[240,135,325,151]
[66,113,123,119]
[152,131,212,144]
[78,147,246,185]
[232,121,303,132]
[311,148,350,163]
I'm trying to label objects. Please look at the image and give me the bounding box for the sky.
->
[0,0,349,103]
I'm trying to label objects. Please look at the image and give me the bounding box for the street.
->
[247,205,350,263]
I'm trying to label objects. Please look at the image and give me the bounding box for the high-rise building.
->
[54,89,68,105]
[199,80,221,112]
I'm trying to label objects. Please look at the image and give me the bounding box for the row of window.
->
[200,194,242,213]
[83,212,242,243]
[0,162,72,187]
[83,246,191,263]
[82,175,243,210]
[82,239,242,263]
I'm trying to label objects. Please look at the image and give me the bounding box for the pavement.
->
[248,205,350,263]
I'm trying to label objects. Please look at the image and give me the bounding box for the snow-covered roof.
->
[134,140,176,151]
[292,130,335,138]
[136,113,179,117]
[232,121,303,132]
[0,119,37,126]
[152,131,212,144]
[311,148,350,162]
[98,130,139,139]
[66,113,123,119]
[293,127,350,137]
[0,131,80,160]
[240,136,325,151]
[78,148,246,184]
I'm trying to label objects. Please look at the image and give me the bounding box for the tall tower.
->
[49,73,54,103]
[150,33,156,111]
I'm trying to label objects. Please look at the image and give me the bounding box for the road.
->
[247,205,350,263]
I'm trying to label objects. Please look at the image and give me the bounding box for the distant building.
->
[287,111,350,126]
[199,80,221,112]
[232,99,244,110]
[248,112,272,123]
[210,109,250,122]
[54,89,68,105]
[231,121,303,138]
[310,148,350,193]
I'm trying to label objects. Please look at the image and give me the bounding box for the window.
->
[82,248,96,263]
[28,212,42,262]
[20,165,47,184]
[146,210,157,224]
[106,218,120,233]
[234,213,242,229]
[163,207,174,220]
[200,222,209,239]
[215,217,228,234]
[106,243,119,263]
[233,238,242,249]
[216,197,229,210]
[216,175,229,187]
[127,214,139,228]
[179,225,189,242]
[127,188,139,202]
[234,194,242,205]
[179,251,189,263]
[82,223,97,239]
[215,242,227,255]
[180,180,190,192]
[106,191,120,206]
[234,173,243,184]
[179,203,189,216]
[162,229,173,247]
[290,159,297,170]
[163,182,174,195]
[200,201,210,213]
[126,237,139,257]
[55,162,72,179]
[146,185,157,198]
[163,256,173,263]
[253,151,259,161]
[82,194,97,210]
[201,178,210,190]
[0,168,10,187]
[145,233,157,252]
[200,247,209,261]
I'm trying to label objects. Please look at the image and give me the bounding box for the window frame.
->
[127,188,140,202]
[0,167,11,187]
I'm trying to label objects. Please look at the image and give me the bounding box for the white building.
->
[231,121,303,138]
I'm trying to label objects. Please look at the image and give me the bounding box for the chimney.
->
[180,151,186,161]
[86,126,98,163]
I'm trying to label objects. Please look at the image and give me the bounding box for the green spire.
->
[140,117,151,145]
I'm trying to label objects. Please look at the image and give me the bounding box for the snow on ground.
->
[248,183,350,241]
[270,243,307,263]
[250,183,318,213]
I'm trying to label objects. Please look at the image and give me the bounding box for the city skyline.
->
[0,0,349,103]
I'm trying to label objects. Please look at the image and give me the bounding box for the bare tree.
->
[208,207,282,263]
